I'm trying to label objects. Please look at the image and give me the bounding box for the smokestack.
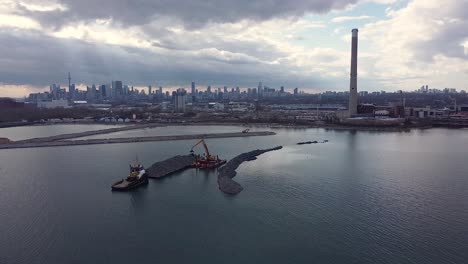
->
[349,28,358,116]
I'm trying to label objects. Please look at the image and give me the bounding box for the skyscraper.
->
[349,28,359,116]
[191,82,196,95]
[258,82,263,96]
[175,88,187,112]
[99,85,107,98]
[112,81,123,98]
[69,84,75,99]
[148,85,152,95]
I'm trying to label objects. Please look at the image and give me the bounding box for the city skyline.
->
[1,0,468,97]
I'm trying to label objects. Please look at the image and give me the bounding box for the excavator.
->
[190,139,226,169]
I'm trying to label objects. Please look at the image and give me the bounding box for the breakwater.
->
[147,155,195,179]
[14,124,163,143]
[0,131,276,149]
[217,146,283,194]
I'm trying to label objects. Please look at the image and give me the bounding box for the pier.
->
[0,131,276,149]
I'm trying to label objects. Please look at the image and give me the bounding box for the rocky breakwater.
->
[146,155,196,179]
[217,146,283,194]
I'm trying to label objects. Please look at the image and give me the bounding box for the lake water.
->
[0,125,467,264]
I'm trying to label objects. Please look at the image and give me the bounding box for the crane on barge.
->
[190,139,226,169]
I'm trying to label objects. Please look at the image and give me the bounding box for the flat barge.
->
[146,155,196,179]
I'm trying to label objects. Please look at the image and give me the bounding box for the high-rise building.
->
[159,86,163,95]
[207,85,212,94]
[91,84,97,100]
[148,85,152,95]
[280,86,284,93]
[258,82,264,97]
[294,87,298,95]
[69,84,76,99]
[112,81,123,98]
[175,88,187,112]
[99,85,107,98]
[191,82,196,95]
[348,28,359,116]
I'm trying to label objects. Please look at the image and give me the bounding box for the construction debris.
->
[146,155,196,179]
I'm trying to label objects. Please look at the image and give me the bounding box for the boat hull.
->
[193,160,227,169]
[111,174,149,191]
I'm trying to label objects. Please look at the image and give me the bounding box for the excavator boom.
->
[190,139,210,157]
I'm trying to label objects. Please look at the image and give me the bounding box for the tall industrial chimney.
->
[349,28,358,116]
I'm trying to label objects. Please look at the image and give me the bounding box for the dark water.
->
[0,126,467,264]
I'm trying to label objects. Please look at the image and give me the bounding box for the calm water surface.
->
[0,125,467,264]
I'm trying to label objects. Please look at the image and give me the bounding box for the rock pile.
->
[147,155,196,178]
[217,146,282,194]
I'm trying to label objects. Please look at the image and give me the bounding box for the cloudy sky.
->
[0,0,467,97]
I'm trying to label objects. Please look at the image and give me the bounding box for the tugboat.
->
[111,158,148,191]
[190,139,226,169]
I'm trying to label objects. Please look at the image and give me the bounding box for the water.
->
[0,125,467,264]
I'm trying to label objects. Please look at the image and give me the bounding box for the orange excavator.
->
[190,139,226,169]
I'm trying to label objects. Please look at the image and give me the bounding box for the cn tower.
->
[348,28,358,116]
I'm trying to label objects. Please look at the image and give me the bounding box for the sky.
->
[0,0,467,97]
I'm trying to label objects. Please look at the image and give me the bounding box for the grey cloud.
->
[151,36,287,61]
[19,0,358,29]
[412,22,468,61]
[0,29,323,89]
[409,2,468,61]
